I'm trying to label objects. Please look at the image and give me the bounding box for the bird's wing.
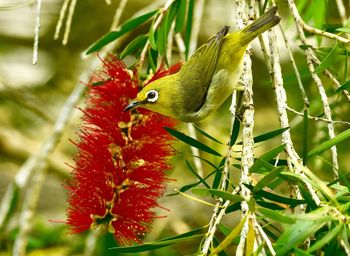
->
[178,25,229,114]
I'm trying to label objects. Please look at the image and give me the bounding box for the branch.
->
[287,0,339,179]
[286,106,350,125]
[287,0,350,44]
[32,0,41,64]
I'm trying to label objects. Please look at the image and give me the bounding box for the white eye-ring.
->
[146,90,159,103]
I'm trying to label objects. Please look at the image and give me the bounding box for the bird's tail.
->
[239,6,280,45]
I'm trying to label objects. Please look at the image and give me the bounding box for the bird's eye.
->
[146,90,158,103]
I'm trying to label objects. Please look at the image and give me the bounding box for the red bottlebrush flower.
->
[66,55,177,245]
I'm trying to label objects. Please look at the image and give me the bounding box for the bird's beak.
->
[124,101,139,112]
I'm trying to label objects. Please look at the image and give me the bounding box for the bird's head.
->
[124,75,179,119]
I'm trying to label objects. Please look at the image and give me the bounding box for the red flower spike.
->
[66,55,177,245]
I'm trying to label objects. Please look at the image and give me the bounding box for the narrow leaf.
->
[148,48,158,72]
[274,219,326,255]
[110,227,206,252]
[308,128,350,158]
[294,248,313,256]
[175,0,186,32]
[184,0,194,59]
[209,216,247,256]
[309,223,343,252]
[119,34,148,59]
[185,160,210,189]
[229,118,240,147]
[253,166,285,192]
[193,124,223,144]
[314,43,338,74]
[212,157,226,189]
[191,188,243,203]
[149,19,157,50]
[246,219,255,256]
[303,108,309,165]
[336,27,350,33]
[165,2,178,34]
[164,127,222,156]
[258,207,295,224]
[155,20,167,56]
[334,80,350,94]
[250,144,286,173]
[86,10,158,54]
[237,127,289,144]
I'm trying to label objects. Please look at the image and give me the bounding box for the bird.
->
[124,7,281,122]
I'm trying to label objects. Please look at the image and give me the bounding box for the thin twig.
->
[174,33,186,60]
[62,0,77,45]
[54,0,70,40]
[266,24,321,206]
[235,1,257,255]
[13,167,48,256]
[32,0,41,64]
[279,25,309,106]
[286,106,350,125]
[110,0,128,31]
[287,0,339,179]
[335,0,347,26]
[287,0,350,44]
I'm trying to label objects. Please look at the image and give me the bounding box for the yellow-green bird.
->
[124,7,280,122]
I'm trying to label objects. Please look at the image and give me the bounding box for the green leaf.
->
[309,223,343,252]
[303,108,309,165]
[248,184,305,207]
[185,160,210,189]
[226,202,241,213]
[164,127,222,156]
[299,44,312,50]
[250,144,286,173]
[237,127,289,144]
[256,200,285,210]
[294,248,313,256]
[184,0,194,59]
[308,128,350,158]
[165,2,178,35]
[314,43,338,74]
[119,34,148,59]
[149,19,157,50]
[334,80,350,94]
[155,20,167,56]
[250,158,275,174]
[254,127,289,143]
[336,27,350,33]
[91,81,106,86]
[344,49,348,83]
[229,118,240,147]
[148,48,158,72]
[193,124,223,144]
[258,207,295,224]
[191,188,243,203]
[210,216,247,255]
[274,219,326,255]
[212,157,226,189]
[170,169,216,196]
[175,0,186,33]
[85,10,158,54]
[110,226,206,252]
[253,166,285,192]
